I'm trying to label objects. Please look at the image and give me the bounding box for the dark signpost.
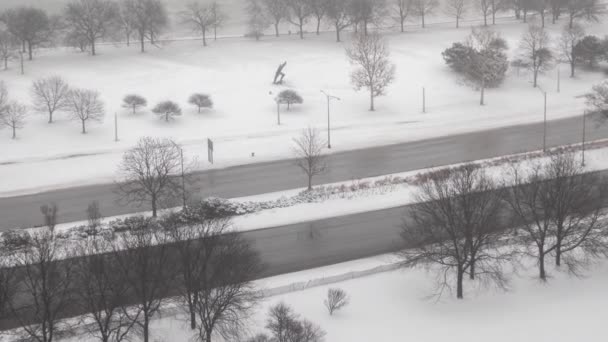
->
[207,138,214,164]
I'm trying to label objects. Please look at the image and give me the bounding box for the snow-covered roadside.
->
[54,252,608,342]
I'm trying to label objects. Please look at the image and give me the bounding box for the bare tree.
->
[152,100,182,122]
[532,0,550,27]
[413,0,439,28]
[118,0,136,46]
[10,228,74,342]
[0,30,18,70]
[0,81,7,109]
[2,7,53,60]
[64,0,119,56]
[346,33,396,111]
[112,218,172,342]
[399,165,510,299]
[394,0,413,32]
[505,153,607,280]
[75,237,135,342]
[247,0,271,41]
[478,0,492,26]
[31,76,71,124]
[490,0,506,24]
[86,200,103,231]
[263,0,289,37]
[326,0,351,42]
[122,94,147,114]
[293,127,327,191]
[181,2,215,47]
[0,101,26,139]
[518,23,553,88]
[210,2,226,40]
[67,88,105,133]
[566,0,601,28]
[586,80,608,119]
[117,137,182,217]
[287,0,312,39]
[124,0,168,52]
[559,23,585,77]
[324,288,349,315]
[192,228,262,342]
[308,0,328,35]
[265,303,326,342]
[349,0,388,35]
[445,0,468,28]
[188,93,213,113]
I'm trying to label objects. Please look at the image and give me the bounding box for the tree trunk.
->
[151,194,157,217]
[27,41,33,60]
[299,20,304,39]
[456,267,464,299]
[126,31,130,46]
[81,119,86,134]
[203,28,207,46]
[336,25,341,42]
[190,308,196,330]
[480,81,485,105]
[539,252,546,280]
[401,18,404,32]
[456,17,459,28]
[165,113,169,122]
[422,12,425,28]
[484,14,487,26]
[140,33,145,53]
[275,23,280,37]
[469,257,476,280]
[143,316,150,342]
[370,90,375,111]
[523,10,527,23]
[3,58,7,70]
[570,60,575,77]
[308,174,312,191]
[316,18,321,35]
[49,111,53,123]
[533,70,538,87]
[12,126,16,139]
[91,38,96,56]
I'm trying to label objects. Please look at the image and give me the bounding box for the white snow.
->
[1,18,607,197]
[57,252,608,342]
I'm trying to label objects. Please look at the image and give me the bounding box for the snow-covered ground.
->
[1,17,606,196]
[56,252,608,342]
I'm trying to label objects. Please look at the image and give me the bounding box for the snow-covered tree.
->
[263,0,289,37]
[394,0,414,32]
[123,0,168,52]
[349,0,388,35]
[445,0,468,28]
[308,0,328,35]
[64,0,119,56]
[31,76,71,123]
[346,33,396,111]
[559,23,585,77]
[276,89,303,110]
[188,93,213,113]
[326,0,351,42]
[152,100,182,122]
[413,0,439,28]
[286,0,312,39]
[180,2,216,47]
[122,94,147,114]
[247,0,270,40]
[574,35,604,68]
[0,101,26,139]
[586,80,608,118]
[2,7,53,60]
[67,88,105,133]
[0,30,18,70]
[518,23,553,88]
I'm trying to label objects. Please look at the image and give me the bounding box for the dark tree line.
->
[399,153,608,299]
[0,200,263,342]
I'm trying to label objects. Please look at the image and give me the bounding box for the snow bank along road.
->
[2,114,608,230]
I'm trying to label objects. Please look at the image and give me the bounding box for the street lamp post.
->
[321,90,340,149]
[269,91,281,125]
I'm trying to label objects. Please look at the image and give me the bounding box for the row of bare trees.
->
[0,202,263,342]
[399,152,608,299]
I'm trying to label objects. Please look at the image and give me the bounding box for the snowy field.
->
[55,252,608,342]
[1,14,607,196]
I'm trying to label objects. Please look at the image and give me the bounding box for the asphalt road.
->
[2,114,607,229]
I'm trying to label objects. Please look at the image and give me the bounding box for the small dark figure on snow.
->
[273,61,287,84]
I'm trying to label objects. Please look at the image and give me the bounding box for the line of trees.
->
[399,152,608,299]
[0,200,264,342]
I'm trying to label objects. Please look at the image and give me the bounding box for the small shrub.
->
[324,288,349,315]
[276,89,303,110]
[188,93,213,113]
[122,94,147,114]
